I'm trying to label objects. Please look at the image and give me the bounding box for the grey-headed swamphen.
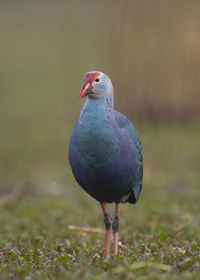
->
[69,71,143,259]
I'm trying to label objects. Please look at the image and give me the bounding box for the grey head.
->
[80,71,114,107]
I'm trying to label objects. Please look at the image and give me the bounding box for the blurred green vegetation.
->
[0,1,199,279]
[0,0,200,185]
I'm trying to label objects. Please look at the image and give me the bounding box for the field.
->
[0,1,200,279]
[0,123,199,279]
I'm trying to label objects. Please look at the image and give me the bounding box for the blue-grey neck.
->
[79,91,114,124]
[76,91,117,165]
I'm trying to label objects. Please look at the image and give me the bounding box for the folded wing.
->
[114,111,143,203]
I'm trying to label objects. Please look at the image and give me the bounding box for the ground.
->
[0,123,199,279]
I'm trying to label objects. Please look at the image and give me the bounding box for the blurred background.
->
[0,2,199,277]
[0,0,199,200]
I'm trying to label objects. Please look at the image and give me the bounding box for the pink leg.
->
[100,203,112,259]
[113,203,120,258]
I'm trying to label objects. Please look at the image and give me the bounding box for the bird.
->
[69,71,143,259]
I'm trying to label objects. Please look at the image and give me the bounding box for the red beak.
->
[80,72,100,99]
[80,82,90,99]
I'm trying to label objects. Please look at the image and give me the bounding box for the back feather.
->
[114,111,143,203]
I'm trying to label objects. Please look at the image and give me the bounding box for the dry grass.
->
[106,0,200,120]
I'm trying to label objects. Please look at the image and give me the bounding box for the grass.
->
[0,123,199,279]
[0,2,199,279]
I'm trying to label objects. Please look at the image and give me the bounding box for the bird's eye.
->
[95,78,100,82]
